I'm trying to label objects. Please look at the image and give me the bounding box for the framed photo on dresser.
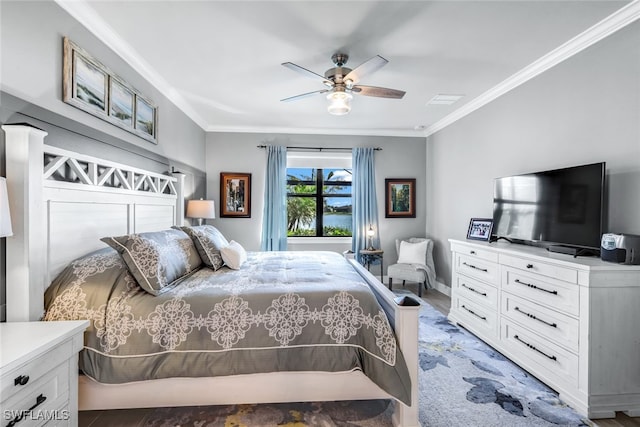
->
[466,218,493,241]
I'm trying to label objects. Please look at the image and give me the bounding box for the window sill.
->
[287,237,351,244]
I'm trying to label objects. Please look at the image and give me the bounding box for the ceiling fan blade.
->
[280,89,329,102]
[344,55,388,84]
[352,85,405,99]
[282,62,333,87]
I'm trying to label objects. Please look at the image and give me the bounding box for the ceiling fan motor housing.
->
[325,53,354,86]
[324,67,352,85]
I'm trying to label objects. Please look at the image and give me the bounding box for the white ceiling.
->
[57,0,636,137]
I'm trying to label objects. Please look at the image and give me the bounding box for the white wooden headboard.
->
[3,124,185,321]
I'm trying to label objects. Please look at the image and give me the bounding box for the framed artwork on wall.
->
[220,172,251,218]
[385,178,416,218]
[64,42,108,116]
[109,77,134,127]
[135,95,156,139]
[63,36,158,143]
[467,218,493,241]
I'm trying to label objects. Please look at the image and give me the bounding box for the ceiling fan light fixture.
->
[327,91,352,116]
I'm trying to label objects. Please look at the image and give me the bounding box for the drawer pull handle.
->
[514,306,558,328]
[14,375,29,386]
[6,394,47,427]
[462,304,487,320]
[526,264,534,269]
[470,250,476,255]
[514,335,557,361]
[514,279,558,295]
[462,262,488,272]
[462,283,487,297]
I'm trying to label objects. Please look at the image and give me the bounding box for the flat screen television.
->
[492,162,605,253]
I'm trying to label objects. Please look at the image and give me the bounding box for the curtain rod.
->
[257,145,382,151]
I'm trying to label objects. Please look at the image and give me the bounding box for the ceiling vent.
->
[427,94,464,106]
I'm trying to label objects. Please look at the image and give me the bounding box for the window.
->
[286,151,352,237]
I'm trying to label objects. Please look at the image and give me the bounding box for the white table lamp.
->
[186,199,216,226]
[0,177,12,237]
[366,224,375,250]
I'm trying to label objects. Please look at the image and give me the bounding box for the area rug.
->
[139,294,591,427]
[411,292,591,427]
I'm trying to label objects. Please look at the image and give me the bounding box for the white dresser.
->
[0,320,88,427]
[449,239,640,419]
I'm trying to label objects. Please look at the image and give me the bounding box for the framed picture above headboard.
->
[62,37,158,143]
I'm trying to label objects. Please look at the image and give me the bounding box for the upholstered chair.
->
[387,237,436,297]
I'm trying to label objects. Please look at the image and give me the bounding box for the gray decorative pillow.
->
[175,225,228,270]
[45,247,128,318]
[101,229,202,295]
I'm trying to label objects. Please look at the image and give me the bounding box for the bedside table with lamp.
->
[359,224,384,282]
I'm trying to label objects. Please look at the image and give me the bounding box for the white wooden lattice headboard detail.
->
[3,124,185,321]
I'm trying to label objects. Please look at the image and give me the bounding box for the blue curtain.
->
[261,145,288,251]
[352,147,379,263]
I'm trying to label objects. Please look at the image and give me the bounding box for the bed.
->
[3,123,420,426]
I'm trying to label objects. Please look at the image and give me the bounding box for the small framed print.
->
[467,218,493,241]
[220,172,251,218]
[385,178,416,218]
[64,42,108,115]
[135,95,157,141]
[109,77,134,127]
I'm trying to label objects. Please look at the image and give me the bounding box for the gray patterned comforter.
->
[44,249,411,404]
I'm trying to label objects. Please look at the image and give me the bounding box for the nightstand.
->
[359,249,384,283]
[1,320,89,427]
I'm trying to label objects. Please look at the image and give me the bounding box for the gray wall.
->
[205,132,427,273]
[0,0,207,321]
[0,0,205,171]
[426,21,640,287]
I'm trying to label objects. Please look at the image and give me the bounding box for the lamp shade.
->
[186,199,216,220]
[0,177,12,238]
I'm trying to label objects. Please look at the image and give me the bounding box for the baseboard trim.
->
[432,280,451,297]
[382,276,451,297]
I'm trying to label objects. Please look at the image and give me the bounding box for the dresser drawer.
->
[2,362,70,427]
[501,319,578,389]
[1,338,73,400]
[502,267,579,316]
[502,293,579,353]
[455,254,499,285]
[500,253,578,284]
[453,274,498,311]
[452,295,498,339]
[451,242,498,263]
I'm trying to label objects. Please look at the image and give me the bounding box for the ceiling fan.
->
[281,53,406,115]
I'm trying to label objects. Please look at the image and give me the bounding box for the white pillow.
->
[220,240,247,270]
[397,240,428,265]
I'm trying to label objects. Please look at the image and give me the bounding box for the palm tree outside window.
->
[286,167,352,237]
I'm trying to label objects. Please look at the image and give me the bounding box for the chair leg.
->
[388,278,393,291]
[418,281,422,298]
[402,280,406,287]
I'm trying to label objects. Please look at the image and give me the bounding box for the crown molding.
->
[54,0,210,130]
[424,0,640,138]
[206,124,425,138]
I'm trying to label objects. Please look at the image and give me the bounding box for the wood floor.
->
[79,285,640,426]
